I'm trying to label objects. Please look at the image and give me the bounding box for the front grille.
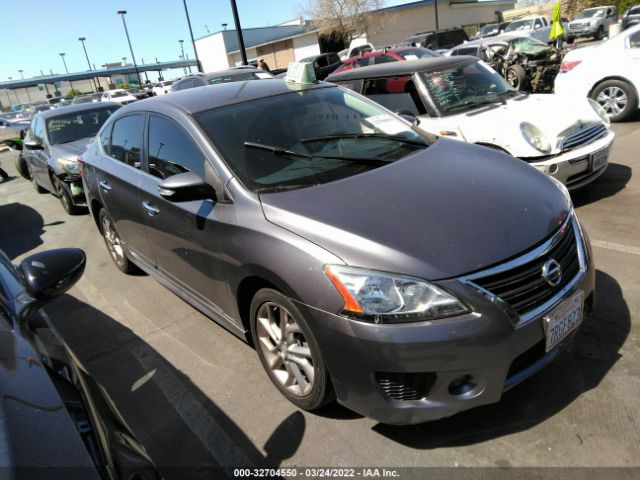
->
[559,123,607,152]
[471,223,580,317]
[375,372,436,401]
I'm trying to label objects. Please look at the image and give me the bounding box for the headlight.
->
[520,122,551,154]
[57,157,80,174]
[324,265,470,323]
[588,98,611,126]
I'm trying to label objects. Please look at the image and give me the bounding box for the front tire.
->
[250,288,334,411]
[591,79,638,122]
[596,26,605,41]
[566,35,575,44]
[506,64,527,90]
[99,209,139,274]
[53,176,82,215]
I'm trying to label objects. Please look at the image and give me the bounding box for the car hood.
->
[260,139,570,280]
[50,137,92,159]
[430,94,604,157]
[0,326,100,473]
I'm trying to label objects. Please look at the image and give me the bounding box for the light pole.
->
[117,10,142,86]
[182,0,203,72]
[179,40,188,74]
[59,53,76,94]
[230,0,248,65]
[18,70,32,102]
[40,69,51,97]
[79,37,99,92]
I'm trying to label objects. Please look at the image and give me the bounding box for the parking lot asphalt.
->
[1,116,639,479]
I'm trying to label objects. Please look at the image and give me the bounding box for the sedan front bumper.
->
[296,221,595,425]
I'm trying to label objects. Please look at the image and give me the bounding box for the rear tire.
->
[98,209,139,274]
[566,35,575,44]
[250,288,335,411]
[590,79,638,122]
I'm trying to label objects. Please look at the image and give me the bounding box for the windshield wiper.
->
[447,98,503,113]
[244,141,393,165]
[301,133,427,147]
[244,141,313,159]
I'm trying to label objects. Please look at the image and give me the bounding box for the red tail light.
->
[560,61,581,72]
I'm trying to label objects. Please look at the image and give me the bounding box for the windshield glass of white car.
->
[420,61,516,115]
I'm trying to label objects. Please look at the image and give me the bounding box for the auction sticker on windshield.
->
[366,114,406,134]
[543,291,584,352]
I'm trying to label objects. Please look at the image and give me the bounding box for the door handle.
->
[99,180,112,193]
[142,201,160,216]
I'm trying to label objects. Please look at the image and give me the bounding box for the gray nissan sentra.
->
[81,77,594,425]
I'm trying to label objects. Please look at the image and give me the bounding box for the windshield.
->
[111,91,129,98]
[577,9,605,18]
[195,86,428,193]
[505,19,534,31]
[509,36,551,55]
[420,60,515,115]
[396,48,440,60]
[46,107,119,145]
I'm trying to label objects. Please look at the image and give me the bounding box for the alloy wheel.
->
[55,178,71,213]
[101,215,125,266]
[596,87,627,117]
[256,302,315,397]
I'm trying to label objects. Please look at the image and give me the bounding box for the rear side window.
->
[109,115,143,169]
[32,117,45,143]
[372,55,397,65]
[147,115,204,179]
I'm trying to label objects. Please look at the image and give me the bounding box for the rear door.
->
[95,113,155,267]
[137,113,234,316]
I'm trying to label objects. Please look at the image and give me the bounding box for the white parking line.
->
[591,239,640,256]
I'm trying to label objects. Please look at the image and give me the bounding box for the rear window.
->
[396,48,440,60]
[111,91,128,98]
[207,71,272,84]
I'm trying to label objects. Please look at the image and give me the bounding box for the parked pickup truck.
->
[499,15,566,44]
[567,6,617,42]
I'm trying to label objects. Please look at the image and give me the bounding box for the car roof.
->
[120,79,334,115]
[205,68,264,78]
[37,102,121,119]
[327,56,476,82]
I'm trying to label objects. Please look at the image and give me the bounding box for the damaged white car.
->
[327,56,614,190]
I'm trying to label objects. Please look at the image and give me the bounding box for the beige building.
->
[194,0,515,73]
[196,20,321,72]
[366,0,516,46]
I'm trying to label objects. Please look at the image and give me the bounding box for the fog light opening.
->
[448,375,480,397]
[549,163,559,174]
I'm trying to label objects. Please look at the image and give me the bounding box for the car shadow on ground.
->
[373,270,629,448]
[571,163,632,207]
[0,202,50,259]
[47,294,306,479]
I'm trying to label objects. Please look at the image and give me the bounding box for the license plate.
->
[543,291,584,352]
[590,149,608,172]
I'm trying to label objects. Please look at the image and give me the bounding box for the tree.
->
[301,0,390,47]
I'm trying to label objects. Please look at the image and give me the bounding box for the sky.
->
[1,0,414,82]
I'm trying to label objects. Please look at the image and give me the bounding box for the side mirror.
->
[18,248,86,302]
[158,171,216,202]
[24,140,44,150]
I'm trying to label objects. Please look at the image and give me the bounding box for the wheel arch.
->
[589,76,640,109]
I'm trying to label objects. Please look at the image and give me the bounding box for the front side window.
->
[109,115,143,168]
[421,60,515,115]
[628,31,640,49]
[147,115,204,179]
[46,107,119,145]
[195,86,428,193]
